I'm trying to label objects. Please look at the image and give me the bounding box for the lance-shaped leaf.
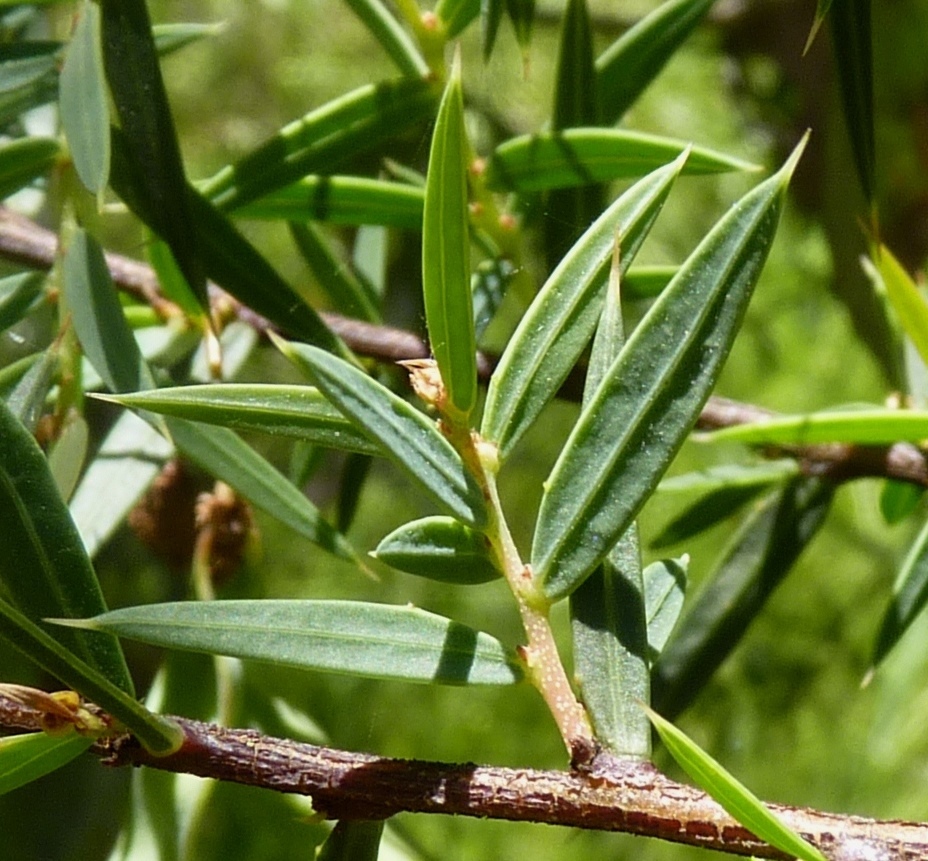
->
[100,384,379,455]
[201,78,437,211]
[871,516,928,671]
[436,0,479,38]
[596,0,716,125]
[830,0,874,202]
[643,557,687,657]
[870,242,928,369]
[533,138,806,602]
[652,479,833,719]
[0,270,45,333]
[645,706,827,861]
[0,599,182,754]
[374,516,501,584]
[422,52,476,420]
[278,339,488,528]
[59,1,109,197]
[804,0,834,54]
[344,0,428,78]
[318,821,384,861]
[61,600,524,686]
[238,176,424,229]
[486,129,754,193]
[0,137,59,202]
[0,731,92,797]
[100,0,206,307]
[0,398,133,693]
[482,153,686,460]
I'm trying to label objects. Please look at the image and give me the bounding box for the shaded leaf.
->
[482,153,686,460]
[486,129,754,193]
[436,0,479,38]
[374,516,500,584]
[101,384,379,455]
[533,139,805,602]
[4,344,58,433]
[623,265,677,300]
[152,21,226,57]
[47,410,88,502]
[871,515,928,670]
[202,78,437,211]
[0,731,92,797]
[279,339,488,528]
[804,0,834,54]
[59,1,109,196]
[318,820,384,861]
[344,0,428,78]
[0,598,182,754]
[596,0,716,124]
[0,397,133,692]
[63,599,525,686]
[0,270,45,333]
[652,479,833,719]
[422,51,477,419]
[0,137,58,202]
[481,0,505,59]
[879,480,923,526]
[645,705,827,861]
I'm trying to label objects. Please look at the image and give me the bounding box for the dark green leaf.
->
[63,600,525,686]
[0,397,133,693]
[871,516,928,670]
[436,0,479,38]
[0,731,92,797]
[4,345,58,433]
[101,383,379,455]
[481,0,505,59]
[486,129,754,193]
[0,137,58,202]
[318,821,384,861]
[0,599,182,754]
[482,153,686,460]
[59,1,109,196]
[422,52,477,419]
[505,0,534,53]
[343,0,428,78]
[652,479,833,718]
[237,175,424,229]
[202,78,437,211]
[278,339,488,528]
[0,271,44,333]
[804,0,834,54]
[645,706,828,861]
[596,0,716,124]
[829,0,873,202]
[879,480,923,526]
[533,139,804,602]
[374,516,501,584]
[101,0,206,308]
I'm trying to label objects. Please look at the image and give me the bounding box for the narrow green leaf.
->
[145,231,208,323]
[482,153,686,460]
[318,821,384,861]
[658,461,800,495]
[871,243,928,369]
[652,479,833,718]
[237,175,424,229]
[829,0,874,202]
[343,0,428,78]
[879,480,923,526]
[201,78,437,211]
[533,139,805,602]
[62,600,524,686]
[166,418,361,565]
[624,265,678,300]
[0,271,45,333]
[0,43,59,127]
[64,229,155,394]
[871,516,928,670]
[422,52,476,419]
[0,352,42,401]
[481,0,505,59]
[505,0,535,54]
[152,21,226,57]
[804,0,834,54]
[279,339,488,528]
[59,1,109,196]
[0,731,92,797]
[643,556,687,657]
[289,222,380,323]
[0,398,133,693]
[100,0,206,307]
[0,137,58,201]
[47,410,88,502]
[374,516,501,584]
[109,131,349,359]
[645,706,827,861]
[704,407,928,446]
[0,598,182,754]
[596,0,716,124]
[472,257,512,339]
[486,129,755,193]
[436,0,479,38]
[5,344,58,433]
[101,384,379,455]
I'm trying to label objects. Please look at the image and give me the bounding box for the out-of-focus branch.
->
[2,692,927,860]
[2,206,926,488]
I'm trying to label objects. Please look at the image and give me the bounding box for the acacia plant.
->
[2,1,928,859]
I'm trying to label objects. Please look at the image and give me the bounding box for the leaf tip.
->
[780,130,811,181]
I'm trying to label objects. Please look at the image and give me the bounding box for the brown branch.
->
[2,205,927,488]
[1,693,926,860]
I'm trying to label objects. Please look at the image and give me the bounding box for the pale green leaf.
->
[643,556,687,656]
[62,600,524,685]
[871,243,928,369]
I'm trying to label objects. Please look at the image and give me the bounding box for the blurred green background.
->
[5,1,928,859]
